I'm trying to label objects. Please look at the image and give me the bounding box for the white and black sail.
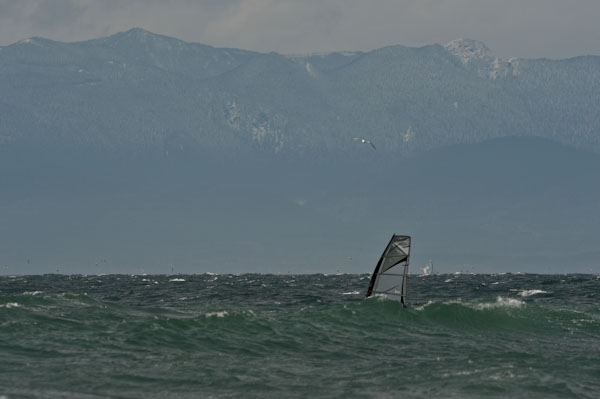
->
[366,235,411,306]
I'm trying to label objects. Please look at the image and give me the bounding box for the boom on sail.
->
[365,235,411,307]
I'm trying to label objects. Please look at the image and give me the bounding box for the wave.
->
[2,274,599,399]
[0,302,20,308]
[355,294,600,337]
[22,290,44,296]
[473,296,525,309]
[518,289,548,297]
[204,310,229,318]
[2,274,599,354]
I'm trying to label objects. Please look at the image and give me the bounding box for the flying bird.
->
[353,137,376,150]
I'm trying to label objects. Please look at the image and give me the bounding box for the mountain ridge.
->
[2,28,600,157]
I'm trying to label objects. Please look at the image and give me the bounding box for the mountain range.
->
[1,28,599,156]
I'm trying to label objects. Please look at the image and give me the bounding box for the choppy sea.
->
[1,273,599,398]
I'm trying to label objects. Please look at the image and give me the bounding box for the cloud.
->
[0,0,599,59]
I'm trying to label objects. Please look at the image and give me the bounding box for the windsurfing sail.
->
[365,234,411,306]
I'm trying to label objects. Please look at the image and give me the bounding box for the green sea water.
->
[1,273,599,398]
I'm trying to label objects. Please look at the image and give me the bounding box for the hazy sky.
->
[0,0,598,59]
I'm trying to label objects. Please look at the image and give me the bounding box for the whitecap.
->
[205,311,228,318]
[442,299,464,305]
[518,289,547,297]
[475,296,524,310]
[342,291,360,295]
[1,302,20,308]
[414,300,435,311]
[442,369,481,378]
[169,278,185,282]
[23,291,43,295]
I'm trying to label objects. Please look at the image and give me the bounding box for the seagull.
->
[353,137,376,150]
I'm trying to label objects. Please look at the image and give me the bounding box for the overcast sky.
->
[0,0,599,59]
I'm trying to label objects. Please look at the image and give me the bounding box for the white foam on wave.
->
[23,291,43,295]
[342,291,360,295]
[475,296,524,310]
[169,278,185,282]
[414,300,435,311]
[205,311,228,318]
[442,299,464,305]
[442,368,482,378]
[518,289,547,297]
[1,302,20,308]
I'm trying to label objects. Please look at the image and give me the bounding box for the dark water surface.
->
[1,274,599,398]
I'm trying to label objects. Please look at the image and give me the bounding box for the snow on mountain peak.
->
[444,38,520,80]
[14,37,50,48]
[444,38,494,65]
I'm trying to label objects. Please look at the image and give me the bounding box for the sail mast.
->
[401,249,410,306]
